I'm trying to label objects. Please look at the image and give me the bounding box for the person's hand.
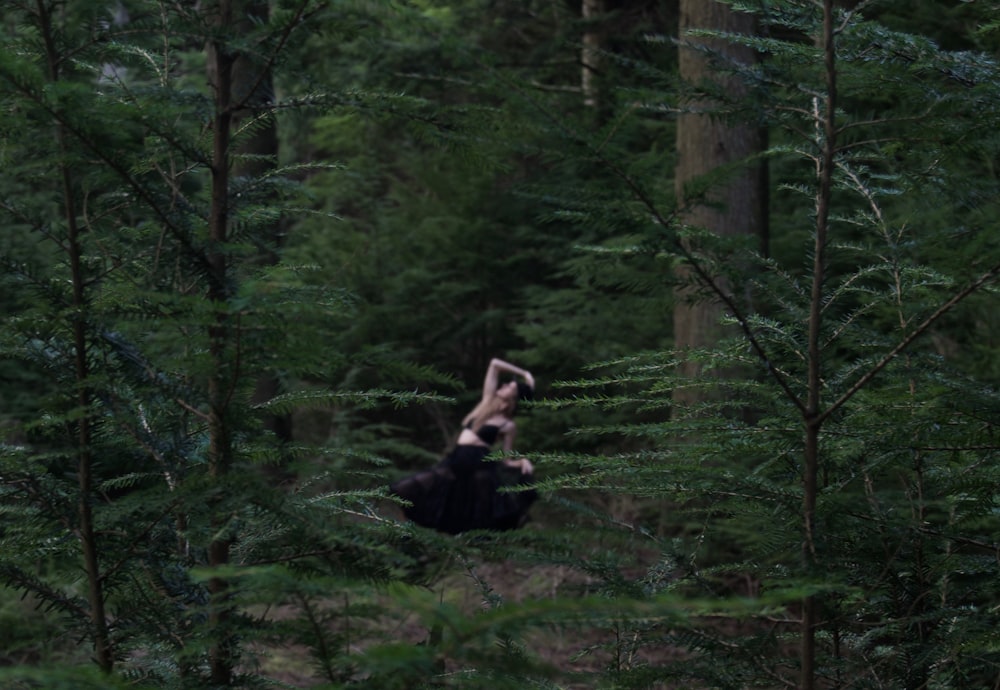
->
[503,457,533,474]
[524,372,535,390]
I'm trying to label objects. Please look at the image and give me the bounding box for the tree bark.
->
[672,0,764,407]
[206,0,237,683]
[800,3,838,687]
[230,0,293,446]
[581,0,605,110]
[37,0,114,672]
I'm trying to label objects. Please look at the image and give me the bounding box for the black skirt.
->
[390,445,537,534]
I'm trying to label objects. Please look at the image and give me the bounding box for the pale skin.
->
[456,358,535,474]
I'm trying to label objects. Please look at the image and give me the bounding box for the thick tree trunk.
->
[673,0,763,406]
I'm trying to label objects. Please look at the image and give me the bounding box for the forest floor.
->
[252,512,701,690]
[255,559,605,688]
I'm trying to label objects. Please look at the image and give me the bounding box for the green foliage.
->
[512,0,1000,687]
[0,0,432,686]
[2,0,1000,688]
[276,0,681,466]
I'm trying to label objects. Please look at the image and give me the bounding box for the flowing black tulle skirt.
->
[390,445,537,534]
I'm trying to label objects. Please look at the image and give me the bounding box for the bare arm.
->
[481,357,534,401]
[499,416,533,473]
[500,422,516,452]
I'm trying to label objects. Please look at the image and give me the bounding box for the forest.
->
[1,0,999,688]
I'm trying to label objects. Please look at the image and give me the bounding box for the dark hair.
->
[516,381,534,403]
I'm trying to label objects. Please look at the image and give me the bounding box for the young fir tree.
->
[0,1,443,686]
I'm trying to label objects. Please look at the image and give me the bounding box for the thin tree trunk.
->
[581,0,605,110]
[37,0,114,672]
[67,148,114,676]
[801,2,838,687]
[207,0,236,682]
[204,0,291,678]
[800,422,820,688]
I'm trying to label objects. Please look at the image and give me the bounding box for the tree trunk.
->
[672,0,764,407]
[203,0,290,679]
[581,0,605,110]
[38,1,114,672]
[227,0,293,447]
[206,0,237,683]
[799,3,838,687]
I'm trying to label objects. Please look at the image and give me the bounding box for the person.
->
[390,358,538,534]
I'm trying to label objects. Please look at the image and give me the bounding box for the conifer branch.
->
[0,72,217,285]
[100,497,184,584]
[228,0,320,115]
[818,261,1000,425]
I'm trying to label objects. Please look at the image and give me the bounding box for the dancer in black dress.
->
[390,358,537,534]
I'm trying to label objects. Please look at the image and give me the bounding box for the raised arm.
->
[481,357,534,401]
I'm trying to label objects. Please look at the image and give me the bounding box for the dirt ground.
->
[251,544,702,690]
[254,560,579,685]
